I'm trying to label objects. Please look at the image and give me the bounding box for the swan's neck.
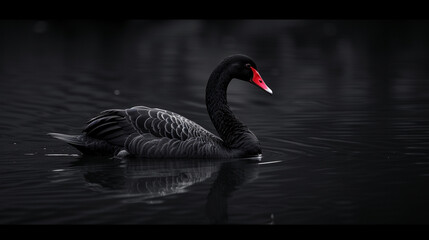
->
[206,68,260,153]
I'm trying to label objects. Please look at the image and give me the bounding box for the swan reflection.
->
[69,156,260,223]
[205,159,260,223]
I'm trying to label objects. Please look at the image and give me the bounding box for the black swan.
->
[49,54,273,158]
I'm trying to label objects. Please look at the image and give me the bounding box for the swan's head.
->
[223,54,273,95]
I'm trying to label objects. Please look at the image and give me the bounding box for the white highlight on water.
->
[45,153,80,157]
[258,160,282,165]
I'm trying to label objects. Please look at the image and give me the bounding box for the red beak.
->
[250,66,273,95]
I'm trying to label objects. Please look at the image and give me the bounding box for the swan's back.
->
[50,106,229,158]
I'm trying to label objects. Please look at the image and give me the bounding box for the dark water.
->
[1,20,429,224]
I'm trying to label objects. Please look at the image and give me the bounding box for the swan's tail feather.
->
[48,132,120,155]
[48,133,83,146]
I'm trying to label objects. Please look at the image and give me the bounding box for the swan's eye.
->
[245,63,251,68]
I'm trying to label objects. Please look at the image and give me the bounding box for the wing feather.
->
[83,109,135,147]
[125,106,219,141]
[80,106,223,157]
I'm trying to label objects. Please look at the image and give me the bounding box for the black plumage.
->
[49,54,272,158]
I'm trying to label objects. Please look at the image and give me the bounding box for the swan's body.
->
[49,54,272,158]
